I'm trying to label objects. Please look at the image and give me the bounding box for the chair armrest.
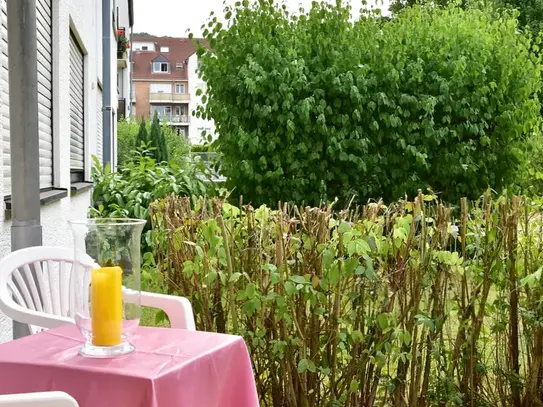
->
[0,391,79,406]
[140,291,196,331]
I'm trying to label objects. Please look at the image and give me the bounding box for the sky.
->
[133,0,390,37]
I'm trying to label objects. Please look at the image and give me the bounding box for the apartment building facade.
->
[132,35,215,144]
[0,0,133,342]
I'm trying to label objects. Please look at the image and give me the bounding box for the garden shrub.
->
[117,119,189,167]
[189,144,211,152]
[196,2,541,206]
[149,192,543,407]
[90,153,212,221]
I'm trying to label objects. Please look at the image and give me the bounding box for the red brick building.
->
[131,36,198,138]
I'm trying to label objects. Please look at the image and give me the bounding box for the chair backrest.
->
[0,246,94,334]
[0,246,197,333]
[0,391,79,407]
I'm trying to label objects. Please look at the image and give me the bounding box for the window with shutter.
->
[69,32,85,177]
[96,88,103,165]
[1,0,9,195]
[1,0,53,194]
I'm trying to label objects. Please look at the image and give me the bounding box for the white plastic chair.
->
[0,391,78,406]
[0,246,196,334]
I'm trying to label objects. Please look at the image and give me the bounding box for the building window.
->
[151,106,171,119]
[70,32,85,182]
[176,63,184,70]
[150,83,172,93]
[152,62,169,73]
[160,46,169,52]
[142,46,148,50]
[175,84,185,94]
[179,127,187,138]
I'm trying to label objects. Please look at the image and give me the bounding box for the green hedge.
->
[189,144,211,153]
[196,3,541,206]
[149,192,543,406]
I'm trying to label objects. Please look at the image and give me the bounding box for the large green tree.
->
[196,1,541,205]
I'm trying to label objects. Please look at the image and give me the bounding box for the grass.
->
[140,306,169,328]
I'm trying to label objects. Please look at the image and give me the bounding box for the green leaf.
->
[290,275,307,285]
[520,266,542,289]
[338,221,352,233]
[344,257,359,275]
[229,272,242,283]
[351,330,363,344]
[377,313,388,330]
[241,298,261,317]
[297,358,317,373]
[245,282,256,299]
[284,281,297,296]
[363,255,376,280]
[349,379,360,393]
[401,330,412,346]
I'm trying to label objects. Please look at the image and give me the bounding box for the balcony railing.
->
[149,92,190,103]
[153,113,190,124]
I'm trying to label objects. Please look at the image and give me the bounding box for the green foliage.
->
[149,192,543,406]
[196,2,541,206]
[90,148,215,252]
[514,131,543,195]
[163,124,189,161]
[117,119,140,167]
[495,0,543,39]
[135,117,149,151]
[90,153,213,222]
[117,118,189,167]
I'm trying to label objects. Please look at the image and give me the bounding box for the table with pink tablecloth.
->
[0,324,260,407]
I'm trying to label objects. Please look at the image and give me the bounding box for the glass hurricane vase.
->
[68,218,146,358]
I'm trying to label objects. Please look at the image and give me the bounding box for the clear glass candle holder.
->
[68,218,146,358]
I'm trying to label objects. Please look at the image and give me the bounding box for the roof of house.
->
[132,36,207,80]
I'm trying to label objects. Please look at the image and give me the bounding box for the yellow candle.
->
[91,267,123,346]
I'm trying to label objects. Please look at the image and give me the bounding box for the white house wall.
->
[188,53,215,144]
[0,0,128,342]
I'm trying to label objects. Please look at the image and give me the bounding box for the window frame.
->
[152,61,170,73]
[175,83,187,95]
[175,83,185,94]
[151,105,172,119]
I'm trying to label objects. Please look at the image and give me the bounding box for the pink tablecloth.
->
[0,324,259,407]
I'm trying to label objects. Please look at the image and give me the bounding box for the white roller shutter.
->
[69,33,84,171]
[96,88,103,164]
[1,0,53,194]
[36,0,53,188]
[1,0,10,194]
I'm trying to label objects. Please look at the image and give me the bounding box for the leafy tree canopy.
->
[196,0,541,206]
